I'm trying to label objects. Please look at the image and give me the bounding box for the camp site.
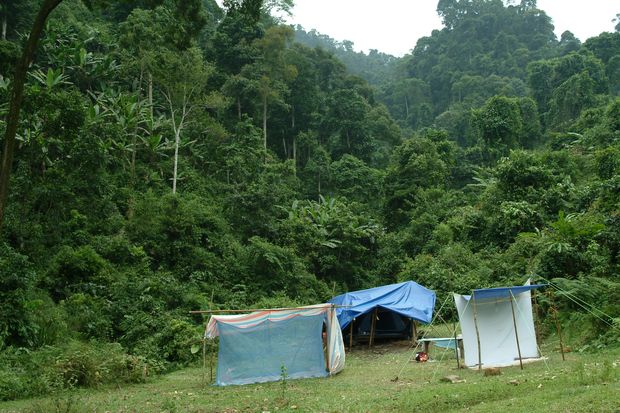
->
[1,0,620,412]
[2,280,619,412]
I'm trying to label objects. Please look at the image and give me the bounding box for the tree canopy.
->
[1,0,620,400]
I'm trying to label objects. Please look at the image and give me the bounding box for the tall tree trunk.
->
[404,95,409,118]
[165,86,192,196]
[0,0,63,232]
[262,94,267,150]
[292,134,296,176]
[291,105,296,174]
[291,105,295,130]
[1,14,6,40]
[131,69,144,189]
[148,72,153,122]
[172,127,181,194]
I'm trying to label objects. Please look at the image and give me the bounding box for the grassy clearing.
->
[1,340,618,413]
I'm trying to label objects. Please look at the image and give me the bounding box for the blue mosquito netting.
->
[216,314,325,385]
[205,304,345,386]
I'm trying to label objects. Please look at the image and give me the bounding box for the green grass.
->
[1,340,618,413]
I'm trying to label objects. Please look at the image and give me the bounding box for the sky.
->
[283,0,619,57]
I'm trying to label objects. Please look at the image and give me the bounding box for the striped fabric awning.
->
[205,304,333,338]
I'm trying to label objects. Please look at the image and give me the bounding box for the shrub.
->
[62,293,113,341]
[43,245,112,301]
[120,312,202,365]
[0,341,161,401]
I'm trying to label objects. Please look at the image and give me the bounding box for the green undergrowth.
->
[0,341,166,402]
[1,339,618,413]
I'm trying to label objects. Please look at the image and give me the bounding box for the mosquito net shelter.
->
[454,280,546,369]
[205,304,345,386]
[329,281,436,341]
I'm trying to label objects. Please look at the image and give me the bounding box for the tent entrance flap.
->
[352,309,413,340]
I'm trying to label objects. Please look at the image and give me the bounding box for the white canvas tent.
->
[454,281,545,369]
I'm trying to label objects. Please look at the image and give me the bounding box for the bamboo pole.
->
[472,296,482,371]
[209,314,215,383]
[202,338,206,387]
[532,288,541,349]
[324,326,330,372]
[190,305,350,314]
[369,308,378,348]
[454,321,460,369]
[210,340,214,382]
[349,319,354,351]
[509,292,524,370]
[549,290,566,361]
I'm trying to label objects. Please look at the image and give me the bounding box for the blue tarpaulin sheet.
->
[329,281,436,328]
[463,284,547,301]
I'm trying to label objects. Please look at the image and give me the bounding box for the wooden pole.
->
[549,290,566,361]
[324,326,330,372]
[202,338,206,387]
[472,296,482,371]
[205,314,214,383]
[349,319,354,351]
[532,288,541,350]
[411,319,417,344]
[369,308,378,348]
[454,321,460,369]
[190,305,350,314]
[210,340,215,382]
[509,292,524,370]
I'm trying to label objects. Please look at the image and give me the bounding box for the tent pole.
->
[369,307,378,348]
[453,321,460,369]
[203,314,213,384]
[472,296,482,371]
[325,328,330,373]
[509,292,524,370]
[203,314,210,386]
[202,337,206,387]
[411,319,417,345]
[549,290,566,361]
[532,288,542,349]
[349,319,354,351]
[207,314,214,383]
[210,340,214,382]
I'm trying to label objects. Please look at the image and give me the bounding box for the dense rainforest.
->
[0,0,619,400]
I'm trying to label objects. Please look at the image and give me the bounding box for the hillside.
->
[0,0,619,402]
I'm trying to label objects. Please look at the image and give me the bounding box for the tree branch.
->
[0,0,64,231]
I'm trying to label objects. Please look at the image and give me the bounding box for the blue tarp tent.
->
[205,304,345,386]
[329,281,436,338]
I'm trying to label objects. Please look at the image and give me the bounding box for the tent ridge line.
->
[190,305,351,314]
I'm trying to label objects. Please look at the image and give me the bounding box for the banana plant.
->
[88,89,158,175]
[0,75,9,89]
[28,67,71,90]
